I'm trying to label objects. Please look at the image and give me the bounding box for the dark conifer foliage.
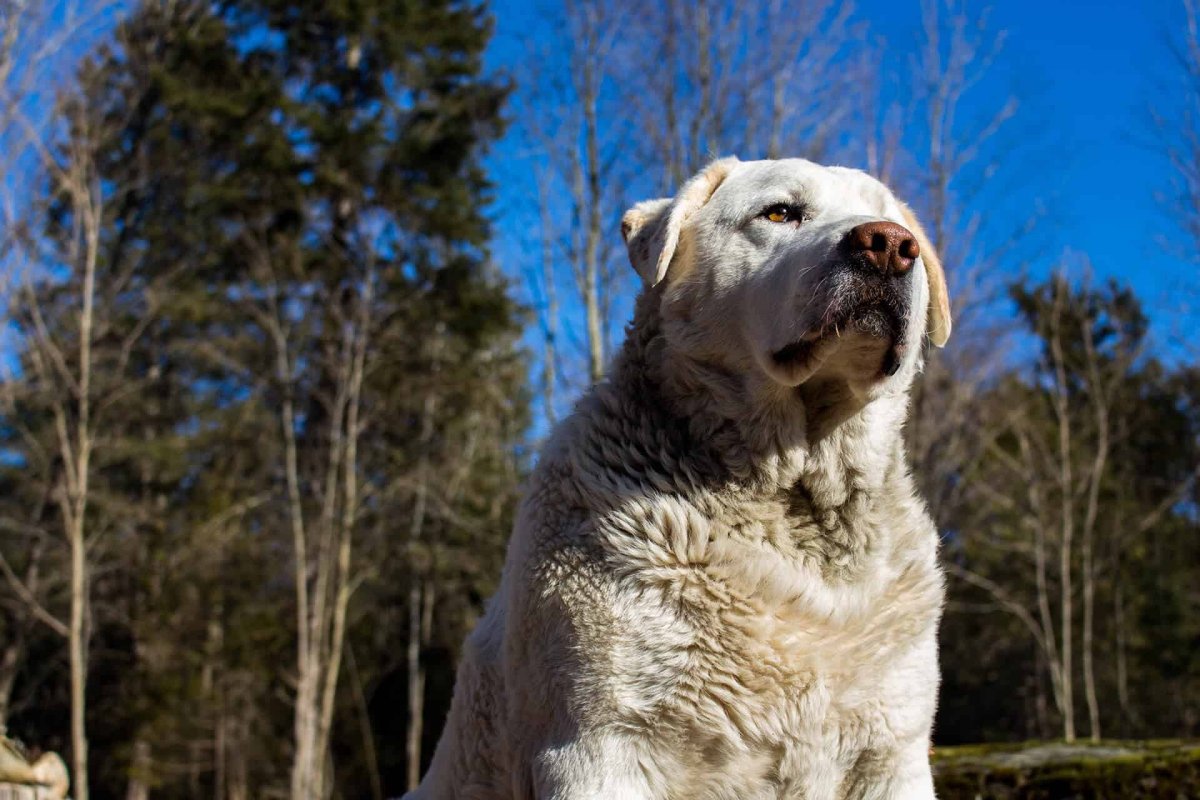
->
[2,1,526,797]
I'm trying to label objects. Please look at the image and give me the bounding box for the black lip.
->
[772,338,818,366]
[881,345,902,376]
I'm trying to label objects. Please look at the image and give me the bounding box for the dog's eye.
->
[763,204,801,224]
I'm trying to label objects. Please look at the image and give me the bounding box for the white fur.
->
[409,158,949,800]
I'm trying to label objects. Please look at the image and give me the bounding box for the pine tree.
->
[2,0,525,796]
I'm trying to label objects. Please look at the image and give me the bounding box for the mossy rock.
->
[933,740,1200,799]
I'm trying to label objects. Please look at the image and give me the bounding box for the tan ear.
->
[620,157,738,286]
[900,203,952,347]
[620,198,672,285]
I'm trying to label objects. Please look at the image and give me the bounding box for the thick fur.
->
[410,158,949,800]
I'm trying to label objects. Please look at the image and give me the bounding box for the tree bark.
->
[1048,286,1076,743]
[281,331,318,800]
[405,334,440,791]
[579,8,604,384]
[1079,313,1113,744]
[124,739,150,800]
[405,581,426,792]
[534,171,560,424]
[66,158,100,800]
[1114,571,1136,730]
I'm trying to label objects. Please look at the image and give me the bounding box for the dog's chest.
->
[602,494,941,797]
[642,580,937,799]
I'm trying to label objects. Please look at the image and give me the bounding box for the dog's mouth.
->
[771,301,909,378]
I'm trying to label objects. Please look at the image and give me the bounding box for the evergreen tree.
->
[3,0,526,796]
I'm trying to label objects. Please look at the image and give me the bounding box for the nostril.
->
[842,221,920,273]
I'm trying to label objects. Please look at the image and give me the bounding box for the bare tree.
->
[949,269,1200,742]
[1160,0,1200,254]
[0,7,125,760]
[50,101,100,800]
[238,232,374,800]
[529,168,563,424]
[396,325,525,789]
[948,274,1088,742]
[631,0,860,185]
[510,0,639,391]
[2,68,147,800]
[891,10,1065,738]
[901,0,1026,520]
[510,0,863,410]
[403,327,441,792]
[1158,0,1200,371]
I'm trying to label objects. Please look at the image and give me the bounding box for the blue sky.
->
[3,1,1193,389]
[484,0,1194,329]
[11,0,1194,314]
[960,0,1183,301]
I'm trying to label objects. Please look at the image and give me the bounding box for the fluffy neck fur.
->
[544,289,926,599]
[555,288,921,581]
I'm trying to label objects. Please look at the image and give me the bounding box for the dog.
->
[410,156,951,799]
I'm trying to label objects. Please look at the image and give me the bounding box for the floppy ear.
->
[620,157,738,286]
[899,203,952,347]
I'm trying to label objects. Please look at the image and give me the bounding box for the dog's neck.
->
[603,289,913,507]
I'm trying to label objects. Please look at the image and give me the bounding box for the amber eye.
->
[763,204,799,223]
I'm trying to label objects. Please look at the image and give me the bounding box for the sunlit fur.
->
[409,157,951,800]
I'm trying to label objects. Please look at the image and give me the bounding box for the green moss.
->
[933,740,1200,799]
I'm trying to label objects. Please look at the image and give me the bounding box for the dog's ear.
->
[621,157,737,286]
[620,198,673,285]
[899,203,952,347]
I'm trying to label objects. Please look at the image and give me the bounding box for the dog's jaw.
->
[765,263,914,389]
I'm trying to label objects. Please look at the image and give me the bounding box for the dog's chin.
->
[765,304,907,389]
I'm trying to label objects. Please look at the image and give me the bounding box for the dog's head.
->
[622,157,951,404]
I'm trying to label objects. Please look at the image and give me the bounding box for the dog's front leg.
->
[878,739,937,800]
[527,732,657,800]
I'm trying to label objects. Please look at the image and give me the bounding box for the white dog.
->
[410,157,952,800]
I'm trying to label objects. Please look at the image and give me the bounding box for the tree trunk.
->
[280,341,318,800]
[405,338,440,791]
[1049,291,1076,743]
[214,702,226,800]
[348,646,383,800]
[69,519,89,800]
[1114,569,1136,731]
[313,289,369,790]
[0,635,17,735]
[581,12,604,384]
[1034,651,1050,738]
[124,739,150,800]
[227,707,249,800]
[274,291,359,800]
[1082,538,1101,742]
[1059,523,1075,740]
[1079,323,1111,744]
[688,1,712,172]
[534,172,559,424]
[1024,447,1067,734]
[405,580,426,791]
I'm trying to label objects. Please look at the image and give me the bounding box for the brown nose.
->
[841,221,920,275]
